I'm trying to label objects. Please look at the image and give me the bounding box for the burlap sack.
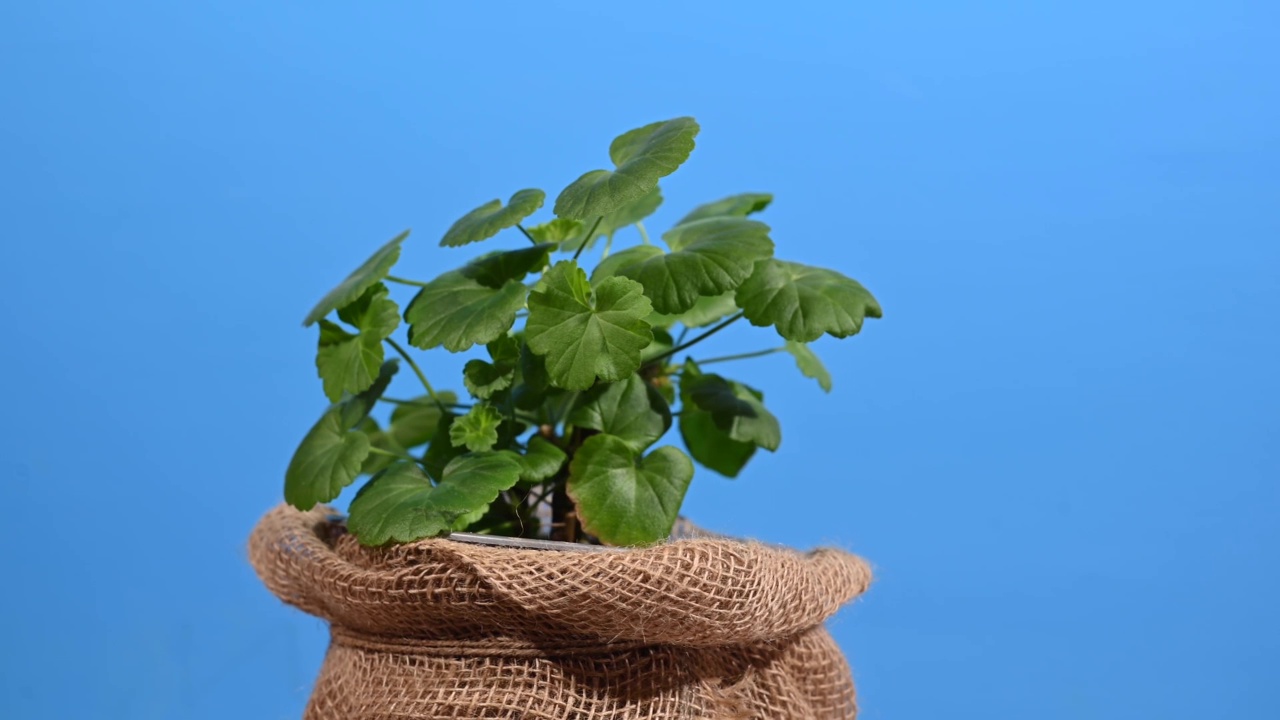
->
[249,504,873,719]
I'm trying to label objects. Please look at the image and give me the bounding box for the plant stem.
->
[636,221,651,245]
[696,346,784,365]
[367,446,420,463]
[675,326,689,345]
[645,312,745,366]
[571,217,603,262]
[384,338,446,410]
[379,397,473,411]
[385,275,430,288]
[516,224,538,246]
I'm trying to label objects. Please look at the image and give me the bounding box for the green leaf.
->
[314,284,400,402]
[512,436,567,484]
[677,360,755,477]
[303,230,408,327]
[358,418,403,475]
[449,404,503,452]
[336,282,400,335]
[315,321,380,403]
[388,392,457,448]
[440,189,545,247]
[612,217,774,315]
[590,245,664,284]
[404,271,527,352]
[554,118,699,220]
[346,453,523,545]
[601,186,663,236]
[568,435,693,546]
[784,341,832,392]
[460,335,521,400]
[567,374,671,453]
[285,361,399,509]
[284,408,370,509]
[648,292,739,329]
[736,259,882,342]
[486,334,522,365]
[641,327,675,363]
[559,186,664,253]
[422,413,464,482]
[459,244,554,289]
[687,373,781,451]
[526,217,585,245]
[512,342,552,411]
[462,359,514,399]
[525,261,654,390]
[676,192,773,226]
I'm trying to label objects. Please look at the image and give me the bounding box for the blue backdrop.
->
[2,2,1276,718]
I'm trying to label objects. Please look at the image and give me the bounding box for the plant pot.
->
[250,504,873,719]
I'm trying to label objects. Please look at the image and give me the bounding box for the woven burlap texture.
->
[250,504,873,719]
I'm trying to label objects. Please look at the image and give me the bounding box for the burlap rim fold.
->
[250,504,873,648]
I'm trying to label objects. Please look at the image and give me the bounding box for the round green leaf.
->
[784,341,832,393]
[554,118,699,221]
[567,435,693,547]
[687,375,780,451]
[346,453,524,545]
[357,418,402,476]
[679,409,755,478]
[648,292,739,329]
[526,218,585,245]
[388,391,457,448]
[567,374,671,453]
[459,244,554,289]
[315,323,383,404]
[525,261,654,390]
[735,259,883,342]
[314,284,400,402]
[609,217,773,315]
[422,413,465,482]
[404,271,528,352]
[440,189,546,247]
[284,408,371,510]
[559,186,664,254]
[510,436,567,485]
[285,361,399,508]
[676,192,773,226]
[449,404,503,452]
[462,359,515,399]
[303,230,408,327]
[590,245,663,284]
[677,360,755,477]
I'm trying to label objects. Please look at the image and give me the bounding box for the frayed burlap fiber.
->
[249,504,872,719]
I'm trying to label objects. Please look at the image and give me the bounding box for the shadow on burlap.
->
[249,504,873,719]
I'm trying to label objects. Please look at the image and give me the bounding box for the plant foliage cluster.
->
[285,117,881,547]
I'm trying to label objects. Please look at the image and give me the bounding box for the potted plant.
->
[251,117,882,719]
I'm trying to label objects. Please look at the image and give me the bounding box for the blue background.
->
[2,2,1277,718]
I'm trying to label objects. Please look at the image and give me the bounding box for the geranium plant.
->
[284,117,881,546]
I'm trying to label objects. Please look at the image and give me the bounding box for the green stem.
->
[385,275,430,288]
[696,347,784,365]
[379,397,472,410]
[516,224,538,246]
[367,446,420,463]
[636,221,651,245]
[571,217,603,262]
[646,312,745,366]
[385,338,446,410]
[552,390,580,430]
